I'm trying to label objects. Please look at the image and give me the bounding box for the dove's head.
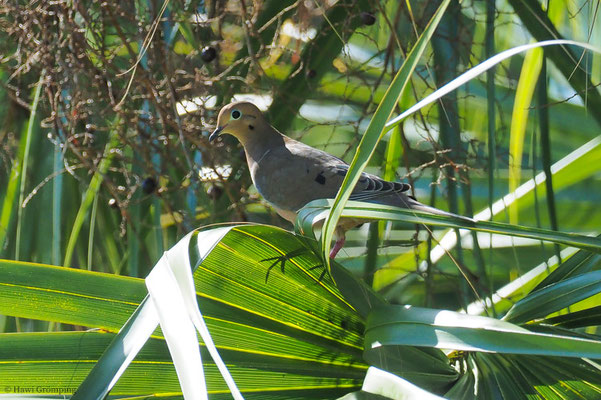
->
[209,101,270,144]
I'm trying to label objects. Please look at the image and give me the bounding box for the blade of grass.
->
[537,56,561,260]
[365,120,408,286]
[0,74,43,257]
[52,137,64,266]
[87,195,98,270]
[485,0,497,310]
[63,120,121,268]
[14,75,43,261]
[509,47,543,225]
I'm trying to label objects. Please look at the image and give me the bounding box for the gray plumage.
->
[210,101,471,257]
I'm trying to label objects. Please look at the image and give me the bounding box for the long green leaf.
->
[63,122,121,268]
[320,0,452,274]
[537,55,561,260]
[503,270,601,324]
[543,305,601,329]
[0,259,145,329]
[0,75,43,255]
[385,40,601,130]
[14,74,44,261]
[533,244,601,292]
[0,331,180,396]
[508,47,543,224]
[362,345,458,393]
[365,305,601,358]
[298,200,601,253]
[485,0,497,227]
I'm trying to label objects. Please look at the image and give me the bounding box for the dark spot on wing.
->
[315,172,326,185]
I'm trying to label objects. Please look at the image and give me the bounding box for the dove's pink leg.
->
[329,236,346,258]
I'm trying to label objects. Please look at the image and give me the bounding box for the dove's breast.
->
[248,144,343,222]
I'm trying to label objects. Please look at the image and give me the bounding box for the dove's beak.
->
[209,126,224,142]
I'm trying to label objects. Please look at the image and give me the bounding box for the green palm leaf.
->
[1,225,376,397]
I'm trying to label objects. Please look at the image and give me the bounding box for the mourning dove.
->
[210,101,471,258]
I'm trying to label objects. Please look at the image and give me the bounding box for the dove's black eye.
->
[231,110,241,119]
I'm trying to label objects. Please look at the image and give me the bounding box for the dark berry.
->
[360,12,376,26]
[141,177,157,194]
[201,46,217,62]
[306,69,317,79]
[207,184,223,200]
[108,198,118,208]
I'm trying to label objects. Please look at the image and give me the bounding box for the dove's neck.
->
[240,124,285,165]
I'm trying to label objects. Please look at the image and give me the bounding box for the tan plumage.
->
[210,101,471,257]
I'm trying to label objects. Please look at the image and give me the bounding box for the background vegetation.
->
[0,0,601,398]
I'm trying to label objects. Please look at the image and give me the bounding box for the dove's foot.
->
[329,237,346,259]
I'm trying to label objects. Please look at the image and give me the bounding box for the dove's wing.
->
[249,137,418,221]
